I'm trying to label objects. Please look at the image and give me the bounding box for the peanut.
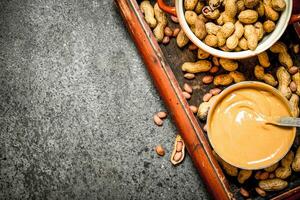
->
[292,72,300,96]
[203,9,221,20]
[210,66,219,74]
[185,11,197,26]
[275,167,291,179]
[255,187,267,197]
[259,179,288,191]
[197,95,219,120]
[292,147,300,172]
[183,83,193,93]
[183,91,191,99]
[176,29,189,48]
[271,0,286,12]
[214,74,234,86]
[203,93,213,102]
[288,66,299,75]
[140,1,157,28]
[237,0,245,12]
[279,52,293,69]
[164,27,173,37]
[290,94,300,117]
[263,20,276,33]
[171,134,185,165]
[264,1,279,21]
[254,65,278,86]
[264,162,279,172]
[204,35,218,47]
[189,105,198,113]
[188,43,198,51]
[194,15,207,40]
[210,88,222,95]
[245,0,259,8]
[229,71,246,83]
[269,173,275,179]
[220,22,235,38]
[255,171,262,179]
[238,37,249,50]
[155,145,165,156]
[184,73,195,80]
[182,60,212,73]
[234,21,244,39]
[153,114,163,126]
[289,81,297,93]
[255,22,265,41]
[277,67,292,99]
[157,111,167,119]
[203,124,207,132]
[256,1,265,17]
[171,15,179,23]
[238,169,252,184]
[212,56,220,66]
[173,28,180,37]
[260,172,269,180]
[162,36,170,44]
[202,75,214,84]
[244,25,258,50]
[224,0,238,20]
[293,44,300,54]
[184,0,198,10]
[197,48,210,59]
[220,58,238,71]
[205,22,221,35]
[226,35,239,50]
[238,9,258,24]
[239,188,249,198]
[270,42,288,53]
[153,3,167,42]
[194,1,205,14]
[258,52,270,68]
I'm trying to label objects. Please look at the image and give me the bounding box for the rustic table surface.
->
[0,0,209,199]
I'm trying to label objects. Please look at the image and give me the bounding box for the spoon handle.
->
[276,117,300,127]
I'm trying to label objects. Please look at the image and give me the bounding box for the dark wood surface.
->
[116,0,300,199]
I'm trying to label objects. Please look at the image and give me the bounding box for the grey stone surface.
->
[0,0,209,199]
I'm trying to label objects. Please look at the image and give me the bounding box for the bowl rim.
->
[175,0,293,59]
[206,81,296,170]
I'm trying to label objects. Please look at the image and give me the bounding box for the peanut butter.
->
[208,82,296,169]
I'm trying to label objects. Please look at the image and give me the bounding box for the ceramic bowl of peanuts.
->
[154,0,300,59]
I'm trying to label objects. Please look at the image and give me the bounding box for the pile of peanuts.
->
[183,0,286,51]
[140,0,300,198]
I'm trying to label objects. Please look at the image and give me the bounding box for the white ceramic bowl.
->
[161,0,293,59]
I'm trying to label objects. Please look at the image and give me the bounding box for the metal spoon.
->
[266,117,300,127]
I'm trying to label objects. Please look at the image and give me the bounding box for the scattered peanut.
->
[202,75,214,84]
[184,73,195,80]
[197,48,210,59]
[292,147,300,172]
[258,52,270,68]
[213,150,238,176]
[176,29,189,48]
[189,105,198,113]
[203,93,213,102]
[171,15,179,23]
[157,111,167,119]
[170,134,185,165]
[220,58,238,71]
[292,72,300,96]
[162,36,170,44]
[293,44,300,54]
[289,81,297,93]
[289,66,299,75]
[290,94,299,117]
[182,60,212,73]
[155,145,165,156]
[264,162,279,172]
[210,88,222,96]
[239,188,249,198]
[209,66,219,74]
[255,187,267,197]
[183,83,193,93]
[238,170,252,184]
[260,172,270,180]
[182,91,191,100]
[188,43,198,51]
[214,74,234,86]
[153,3,167,42]
[259,179,288,191]
[164,27,173,37]
[153,114,163,126]
[277,66,292,99]
[172,28,180,37]
[229,71,246,83]
[197,95,219,120]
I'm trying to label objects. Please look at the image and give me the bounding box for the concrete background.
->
[0,0,209,199]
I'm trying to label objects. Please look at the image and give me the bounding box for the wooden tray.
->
[115,0,300,199]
